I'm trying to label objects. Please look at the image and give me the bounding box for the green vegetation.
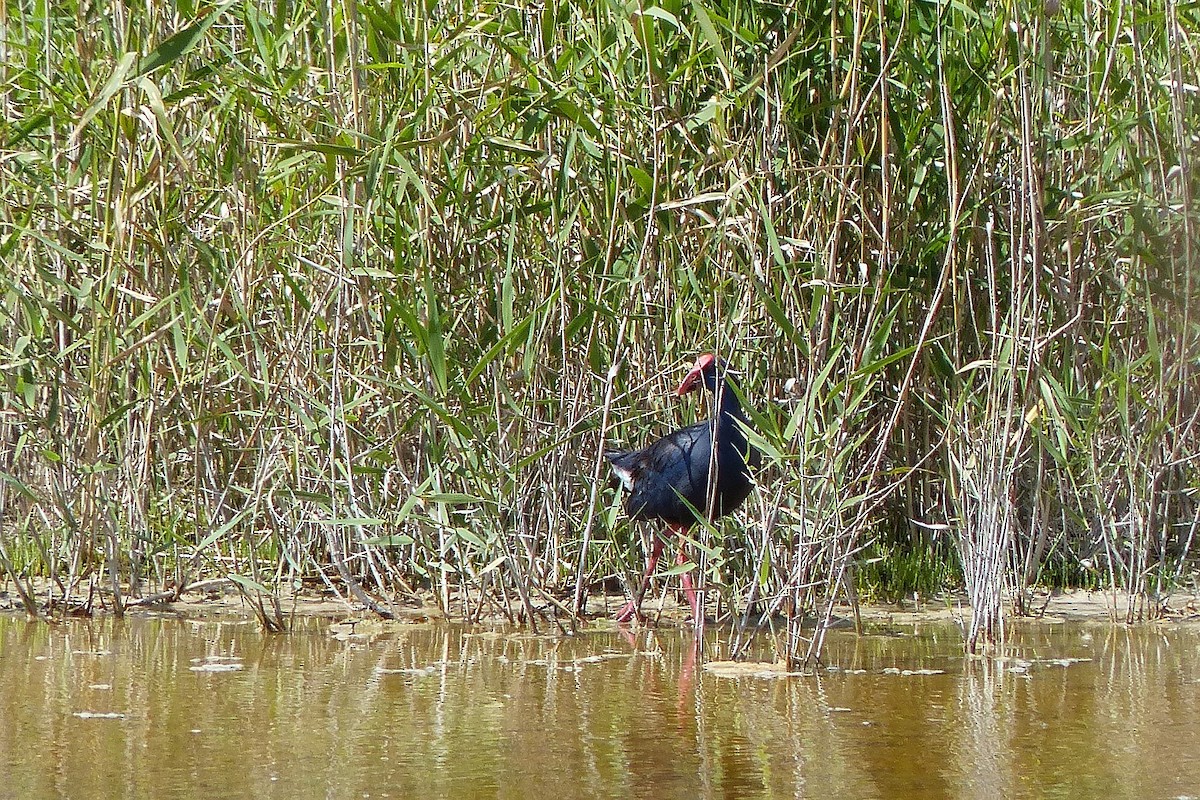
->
[1,0,1196,654]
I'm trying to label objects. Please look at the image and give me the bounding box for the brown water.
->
[1,613,1198,800]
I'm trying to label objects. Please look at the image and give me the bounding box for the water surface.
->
[1,613,1197,799]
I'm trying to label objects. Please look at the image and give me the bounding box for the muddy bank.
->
[3,577,1198,629]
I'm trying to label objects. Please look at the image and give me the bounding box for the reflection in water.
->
[0,614,1197,800]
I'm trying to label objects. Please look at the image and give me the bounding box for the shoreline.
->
[3,580,1198,628]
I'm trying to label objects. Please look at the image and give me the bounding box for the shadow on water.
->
[1,613,1198,800]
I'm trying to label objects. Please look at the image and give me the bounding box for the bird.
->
[605,353,761,625]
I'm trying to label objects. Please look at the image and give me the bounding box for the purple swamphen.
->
[605,354,760,624]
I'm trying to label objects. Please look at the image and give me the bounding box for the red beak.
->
[677,367,703,396]
[676,354,717,396]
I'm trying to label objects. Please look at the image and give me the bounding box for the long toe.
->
[614,600,642,623]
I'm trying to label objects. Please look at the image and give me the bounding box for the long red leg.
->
[675,529,702,625]
[615,534,665,623]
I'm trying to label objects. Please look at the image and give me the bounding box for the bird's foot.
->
[614,600,643,624]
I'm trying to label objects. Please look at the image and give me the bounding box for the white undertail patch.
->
[610,464,636,491]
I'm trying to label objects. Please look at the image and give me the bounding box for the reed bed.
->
[1,0,1196,655]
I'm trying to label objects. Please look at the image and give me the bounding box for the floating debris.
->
[330,618,389,641]
[73,711,125,719]
[881,668,946,676]
[703,661,809,679]
[517,653,636,671]
[574,653,631,664]
[1034,658,1093,668]
[189,656,244,673]
[189,662,243,673]
[375,665,441,677]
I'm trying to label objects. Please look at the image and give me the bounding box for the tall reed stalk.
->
[0,0,1195,654]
